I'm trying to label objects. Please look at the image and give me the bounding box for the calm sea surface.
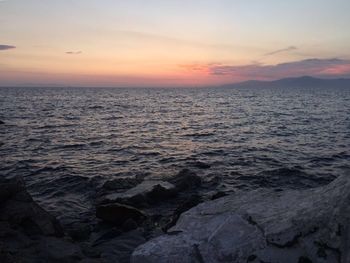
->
[1,86,350,222]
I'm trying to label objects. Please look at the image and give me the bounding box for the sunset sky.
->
[1,0,350,87]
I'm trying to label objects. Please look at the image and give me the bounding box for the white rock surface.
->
[132,174,350,263]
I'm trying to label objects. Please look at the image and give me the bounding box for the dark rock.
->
[168,169,201,191]
[0,242,18,263]
[66,222,92,241]
[36,237,84,262]
[164,195,202,231]
[81,242,103,258]
[92,229,146,263]
[0,176,28,203]
[211,191,227,200]
[122,219,138,232]
[0,177,90,262]
[96,203,146,225]
[298,256,313,263]
[0,222,15,238]
[80,259,101,263]
[0,176,63,237]
[146,183,177,201]
[91,228,123,247]
[101,180,177,207]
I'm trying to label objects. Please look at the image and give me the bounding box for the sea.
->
[1,85,350,224]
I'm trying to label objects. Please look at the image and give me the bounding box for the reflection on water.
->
[1,86,350,221]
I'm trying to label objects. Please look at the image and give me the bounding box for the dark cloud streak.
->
[264,46,297,56]
[0,44,16,51]
[66,51,82,55]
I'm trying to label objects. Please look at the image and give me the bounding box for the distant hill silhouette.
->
[221,76,350,89]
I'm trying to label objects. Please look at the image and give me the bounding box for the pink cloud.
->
[184,58,350,81]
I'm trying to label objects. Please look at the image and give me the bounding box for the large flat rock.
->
[132,174,350,263]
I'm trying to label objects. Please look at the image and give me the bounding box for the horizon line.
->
[1,75,350,89]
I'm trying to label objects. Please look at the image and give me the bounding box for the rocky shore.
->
[1,171,349,262]
[0,169,206,262]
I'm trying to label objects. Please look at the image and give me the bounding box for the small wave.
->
[88,105,104,109]
[36,124,76,129]
[101,116,124,120]
[183,132,215,137]
[331,152,350,159]
[186,161,211,169]
[140,151,161,157]
[89,141,104,146]
[113,160,130,165]
[310,156,336,164]
[159,157,177,163]
[201,149,225,156]
[32,165,69,175]
[56,143,87,149]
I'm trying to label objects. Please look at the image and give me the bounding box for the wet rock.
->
[122,219,138,232]
[0,177,89,262]
[132,174,350,263]
[90,228,123,248]
[80,259,101,263]
[66,222,92,241]
[0,242,19,263]
[36,237,84,262]
[168,169,201,191]
[0,176,29,202]
[96,203,146,225]
[91,229,146,263]
[101,180,177,207]
[0,176,63,237]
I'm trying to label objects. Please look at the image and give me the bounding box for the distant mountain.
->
[220,76,350,89]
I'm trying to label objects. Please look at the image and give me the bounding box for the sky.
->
[1,0,350,87]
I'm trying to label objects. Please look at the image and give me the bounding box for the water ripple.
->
[1,86,350,223]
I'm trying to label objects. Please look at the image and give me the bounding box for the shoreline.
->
[1,170,349,262]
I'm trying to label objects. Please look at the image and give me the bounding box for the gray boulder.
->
[132,174,350,263]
